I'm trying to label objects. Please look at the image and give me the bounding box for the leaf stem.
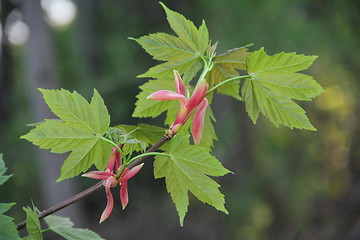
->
[198,56,211,84]
[206,75,252,95]
[99,136,123,154]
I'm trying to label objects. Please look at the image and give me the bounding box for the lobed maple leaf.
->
[131,2,209,83]
[154,135,230,226]
[207,46,250,100]
[21,89,112,181]
[242,48,324,130]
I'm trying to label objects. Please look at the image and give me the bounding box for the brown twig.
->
[17,134,171,231]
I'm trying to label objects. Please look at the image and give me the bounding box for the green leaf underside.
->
[21,89,112,181]
[154,135,230,225]
[0,154,12,186]
[0,203,21,240]
[115,124,166,146]
[45,215,105,240]
[23,207,43,240]
[242,48,324,130]
[133,79,178,118]
[112,124,166,154]
[207,47,250,100]
[133,3,209,83]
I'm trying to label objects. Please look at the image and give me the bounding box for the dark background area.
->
[1,0,360,239]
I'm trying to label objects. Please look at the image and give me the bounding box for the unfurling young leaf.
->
[242,48,324,130]
[44,215,105,240]
[154,135,230,226]
[114,124,166,146]
[21,89,112,181]
[131,2,209,83]
[23,206,43,240]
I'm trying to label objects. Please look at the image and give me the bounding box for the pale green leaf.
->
[132,79,178,118]
[115,124,165,146]
[154,136,230,225]
[133,33,197,62]
[0,203,21,240]
[242,79,259,123]
[21,89,112,181]
[111,124,166,154]
[23,207,43,240]
[138,55,203,83]
[90,89,111,134]
[243,48,324,130]
[133,3,209,83]
[45,215,105,240]
[207,46,250,100]
[252,72,324,101]
[58,140,111,181]
[244,79,316,129]
[0,154,12,186]
[160,2,209,53]
[247,47,317,73]
[39,89,110,133]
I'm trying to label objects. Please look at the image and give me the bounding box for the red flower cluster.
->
[83,147,143,223]
[147,70,209,144]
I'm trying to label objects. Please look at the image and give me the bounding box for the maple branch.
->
[16,134,171,231]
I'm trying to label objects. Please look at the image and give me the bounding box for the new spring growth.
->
[147,70,208,144]
[82,147,143,223]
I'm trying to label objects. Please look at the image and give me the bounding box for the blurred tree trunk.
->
[336,92,360,240]
[0,0,15,122]
[21,0,84,225]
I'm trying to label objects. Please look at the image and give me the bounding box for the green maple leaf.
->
[0,155,20,240]
[242,48,324,130]
[207,46,250,100]
[0,154,12,186]
[132,79,178,118]
[110,124,166,154]
[114,124,166,146]
[23,206,43,240]
[21,89,112,181]
[0,203,21,240]
[131,2,209,83]
[154,135,230,226]
[44,215,105,240]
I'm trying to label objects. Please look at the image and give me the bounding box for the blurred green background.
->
[1,0,359,239]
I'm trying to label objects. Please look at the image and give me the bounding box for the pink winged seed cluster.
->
[147,70,209,144]
[82,147,143,223]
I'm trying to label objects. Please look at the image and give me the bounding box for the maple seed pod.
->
[174,70,186,96]
[99,176,117,223]
[172,105,188,127]
[192,98,208,144]
[147,90,187,105]
[121,164,144,180]
[107,147,121,172]
[186,79,208,112]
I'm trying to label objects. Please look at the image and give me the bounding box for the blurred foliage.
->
[1,0,360,239]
